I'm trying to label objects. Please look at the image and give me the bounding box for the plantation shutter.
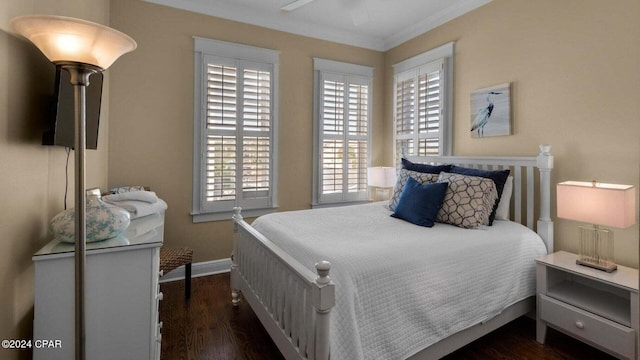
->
[205,63,237,203]
[202,55,274,212]
[321,77,345,196]
[347,82,368,194]
[394,58,444,168]
[312,58,372,206]
[242,67,271,202]
[317,71,371,204]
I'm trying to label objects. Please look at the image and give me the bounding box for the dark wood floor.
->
[160,274,614,359]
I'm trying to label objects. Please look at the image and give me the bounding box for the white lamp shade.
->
[10,15,136,69]
[367,167,396,188]
[557,181,636,228]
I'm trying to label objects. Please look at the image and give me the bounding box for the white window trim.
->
[312,58,374,207]
[192,37,280,222]
[392,41,454,161]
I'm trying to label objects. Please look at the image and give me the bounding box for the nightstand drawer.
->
[539,294,635,359]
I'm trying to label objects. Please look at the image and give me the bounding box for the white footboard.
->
[230,208,335,360]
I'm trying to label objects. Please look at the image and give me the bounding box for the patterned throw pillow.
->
[388,169,439,211]
[436,172,498,229]
[449,166,510,225]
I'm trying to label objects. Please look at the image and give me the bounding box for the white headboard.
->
[406,145,554,253]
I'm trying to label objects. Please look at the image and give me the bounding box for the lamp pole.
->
[59,62,102,359]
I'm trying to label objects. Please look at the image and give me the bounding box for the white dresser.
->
[33,212,165,360]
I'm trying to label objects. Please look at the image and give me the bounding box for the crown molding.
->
[383,0,492,51]
[144,0,491,52]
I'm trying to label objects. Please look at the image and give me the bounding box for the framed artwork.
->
[470,83,511,138]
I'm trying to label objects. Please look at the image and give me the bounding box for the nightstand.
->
[536,251,639,359]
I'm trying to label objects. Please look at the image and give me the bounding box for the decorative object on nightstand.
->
[557,181,636,272]
[50,189,131,243]
[10,15,136,359]
[367,167,396,200]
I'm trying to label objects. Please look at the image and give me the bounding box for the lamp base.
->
[372,187,391,201]
[575,258,617,273]
[576,224,616,272]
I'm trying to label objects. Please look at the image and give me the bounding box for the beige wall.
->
[385,0,640,267]
[110,0,639,267]
[108,0,386,263]
[0,1,111,359]
[110,0,639,268]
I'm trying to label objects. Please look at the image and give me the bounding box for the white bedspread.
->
[251,202,547,360]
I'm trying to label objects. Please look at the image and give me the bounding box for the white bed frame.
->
[230,145,554,360]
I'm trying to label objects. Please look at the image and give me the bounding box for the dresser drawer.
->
[539,294,635,359]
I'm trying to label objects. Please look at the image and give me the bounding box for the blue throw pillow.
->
[402,158,451,174]
[450,165,510,225]
[391,178,448,227]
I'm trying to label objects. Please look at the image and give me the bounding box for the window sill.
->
[191,207,277,223]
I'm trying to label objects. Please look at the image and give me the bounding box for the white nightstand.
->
[536,251,639,359]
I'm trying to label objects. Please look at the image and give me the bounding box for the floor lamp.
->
[10,15,136,359]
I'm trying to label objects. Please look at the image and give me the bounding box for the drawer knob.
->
[157,292,164,301]
[575,321,584,329]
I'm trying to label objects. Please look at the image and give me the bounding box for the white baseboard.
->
[159,257,231,283]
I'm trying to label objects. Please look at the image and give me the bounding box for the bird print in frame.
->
[470,83,511,138]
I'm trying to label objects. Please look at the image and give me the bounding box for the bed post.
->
[313,260,335,360]
[231,207,243,306]
[536,145,554,253]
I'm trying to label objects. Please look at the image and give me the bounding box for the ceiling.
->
[143,0,492,51]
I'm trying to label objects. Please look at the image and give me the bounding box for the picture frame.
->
[470,83,511,138]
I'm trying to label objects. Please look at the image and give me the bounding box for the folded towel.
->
[110,186,149,194]
[103,190,158,203]
[104,198,168,219]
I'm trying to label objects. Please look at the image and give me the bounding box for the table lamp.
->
[367,167,396,200]
[10,15,136,359]
[557,181,636,272]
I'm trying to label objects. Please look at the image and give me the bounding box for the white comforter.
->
[251,202,547,360]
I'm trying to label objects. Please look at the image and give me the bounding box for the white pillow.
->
[495,176,513,220]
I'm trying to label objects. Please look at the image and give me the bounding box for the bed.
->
[230,145,554,360]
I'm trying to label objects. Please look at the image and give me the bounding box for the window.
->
[312,58,373,206]
[393,42,453,168]
[192,37,279,222]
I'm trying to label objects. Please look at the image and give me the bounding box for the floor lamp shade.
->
[9,15,136,69]
[557,181,636,272]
